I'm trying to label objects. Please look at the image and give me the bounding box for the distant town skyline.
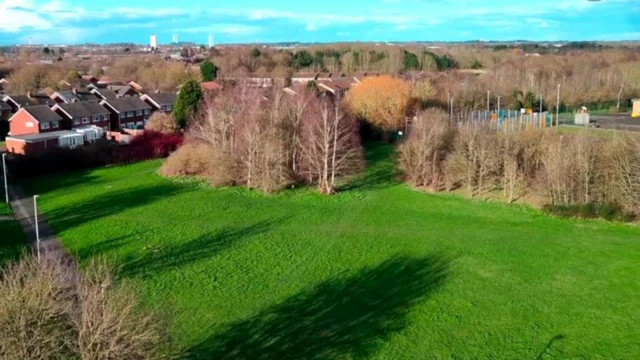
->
[0,0,638,45]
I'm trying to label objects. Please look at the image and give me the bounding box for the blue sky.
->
[0,0,638,45]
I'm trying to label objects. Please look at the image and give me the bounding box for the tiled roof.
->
[101,97,152,112]
[201,81,222,91]
[143,92,177,106]
[56,101,110,119]
[23,105,63,123]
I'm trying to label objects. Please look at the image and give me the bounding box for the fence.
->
[448,110,554,132]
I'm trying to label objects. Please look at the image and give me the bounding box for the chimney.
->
[27,91,32,98]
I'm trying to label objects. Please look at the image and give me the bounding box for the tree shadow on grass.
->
[45,183,186,235]
[339,142,401,192]
[117,217,288,279]
[185,254,449,360]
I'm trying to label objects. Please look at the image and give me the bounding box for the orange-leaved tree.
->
[346,75,412,131]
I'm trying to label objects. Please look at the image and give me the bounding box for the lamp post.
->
[34,195,40,261]
[556,84,561,127]
[2,153,7,204]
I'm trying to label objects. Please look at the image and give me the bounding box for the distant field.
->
[26,144,640,359]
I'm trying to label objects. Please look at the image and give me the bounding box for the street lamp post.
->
[34,195,40,261]
[556,84,561,127]
[2,153,7,204]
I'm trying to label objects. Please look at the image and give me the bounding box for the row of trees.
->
[399,110,640,216]
[162,88,363,194]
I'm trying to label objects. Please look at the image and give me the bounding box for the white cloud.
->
[305,23,318,31]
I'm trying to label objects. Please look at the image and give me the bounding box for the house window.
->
[41,122,50,130]
[126,112,133,118]
[127,122,135,129]
[101,114,108,121]
[82,117,89,124]
[74,118,80,125]
[144,109,150,115]
[136,110,142,116]
[51,121,59,128]
[93,115,100,122]
[26,122,34,128]
[166,105,173,112]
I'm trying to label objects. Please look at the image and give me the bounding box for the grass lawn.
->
[0,204,26,266]
[26,144,640,359]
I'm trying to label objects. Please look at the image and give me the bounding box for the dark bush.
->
[543,203,635,222]
[114,131,183,163]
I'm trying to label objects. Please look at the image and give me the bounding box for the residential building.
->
[5,130,85,155]
[140,92,177,113]
[292,72,320,84]
[107,84,139,97]
[201,81,223,92]
[52,101,112,133]
[90,88,119,100]
[2,93,56,112]
[100,97,152,130]
[8,105,64,136]
[633,99,640,117]
[0,100,10,121]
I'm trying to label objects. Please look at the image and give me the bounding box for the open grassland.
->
[0,204,26,266]
[26,144,640,359]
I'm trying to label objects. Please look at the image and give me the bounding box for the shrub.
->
[115,131,183,163]
[398,109,455,190]
[0,256,165,360]
[161,142,216,178]
[145,112,179,134]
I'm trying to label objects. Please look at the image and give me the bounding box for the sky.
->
[0,0,638,45]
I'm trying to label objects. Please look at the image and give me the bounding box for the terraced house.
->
[100,97,152,130]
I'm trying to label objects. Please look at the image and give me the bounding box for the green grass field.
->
[26,144,640,359]
[0,204,26,266]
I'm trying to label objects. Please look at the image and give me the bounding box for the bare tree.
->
[300,98,362,194]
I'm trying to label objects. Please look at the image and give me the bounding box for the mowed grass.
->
[26,144,640,359]
[0,204,26,266]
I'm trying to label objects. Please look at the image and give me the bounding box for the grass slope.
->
[0,204,26,266]
[26,144,640,359]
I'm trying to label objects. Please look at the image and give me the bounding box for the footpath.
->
[1,153,70,261]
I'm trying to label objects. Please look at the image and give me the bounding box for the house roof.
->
[54,90,82,103]
[91,88,119,99]
[22,105,63,123]
[101,97,152,112]
[142,92,177,107]
[292,72,319,79]
[55,101,110,119]
[7,130,81,142]
[108,85,134,95]
[201,81,222,91]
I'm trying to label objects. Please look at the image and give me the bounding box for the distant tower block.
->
[150,35,158,49]
[28,37,32,46]
[208,34,214,48]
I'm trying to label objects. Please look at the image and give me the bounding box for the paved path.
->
[7,181,71,262]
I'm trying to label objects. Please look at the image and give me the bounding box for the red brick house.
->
[52,101,112,133]
[8,105,64,136]
[140,92,177,113]
[100,97,152,130]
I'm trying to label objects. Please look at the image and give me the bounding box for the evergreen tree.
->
[174,80,203,128]
[200,60,218,81]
